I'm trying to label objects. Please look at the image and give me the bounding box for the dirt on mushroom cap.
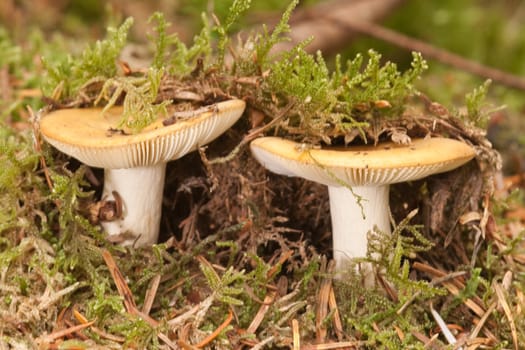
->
[39,99,246,169]
[250,136,476,187]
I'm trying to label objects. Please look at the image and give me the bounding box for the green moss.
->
[263,49,427,144]
[465,79,492,128]
[0,28,22,69]
[97,67,170,132]
[0,129,44,235]
[41,17,133,99]
[41,1,255,131]
[40,0,432,144]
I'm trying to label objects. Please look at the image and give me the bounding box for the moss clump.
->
[262,49,428,144]
[40,0,436,144]
[41,17,133,101]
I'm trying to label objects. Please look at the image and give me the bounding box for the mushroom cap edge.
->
[40,99,246,169]
[249,136,476,187]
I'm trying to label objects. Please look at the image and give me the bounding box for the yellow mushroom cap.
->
[250,136,476,187]
[40,99,245,169]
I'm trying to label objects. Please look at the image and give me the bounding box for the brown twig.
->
[397,269,466,315]
[393,325,405,343]
[470,302,497,341]
[292,319,300,350]
[268,0,405,55]
[266,249,294,279]
[328,286,344,341]
[323,17,525,90]
[315,260,334,343]
[102,249,179,350]
[301,341,363,350]
[62,318,89,340]
[412,262,486,317]
[73,307,126,343]
[143,274,161,315]
[246,291,277,334]
[102,249,139,313]
[195,309,234,348]
[493,281,519,350]
[38,320,95,344]
[102,249,158,325]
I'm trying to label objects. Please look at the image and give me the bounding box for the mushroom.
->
[250,136,476,274]
[40,99,246,246]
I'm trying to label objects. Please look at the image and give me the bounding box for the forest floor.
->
[1,1,524,349]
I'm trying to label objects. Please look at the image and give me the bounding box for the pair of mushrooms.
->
[40,101,475,274]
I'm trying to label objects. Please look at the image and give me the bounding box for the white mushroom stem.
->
[101,163,167,246]
[328,184,390,268]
